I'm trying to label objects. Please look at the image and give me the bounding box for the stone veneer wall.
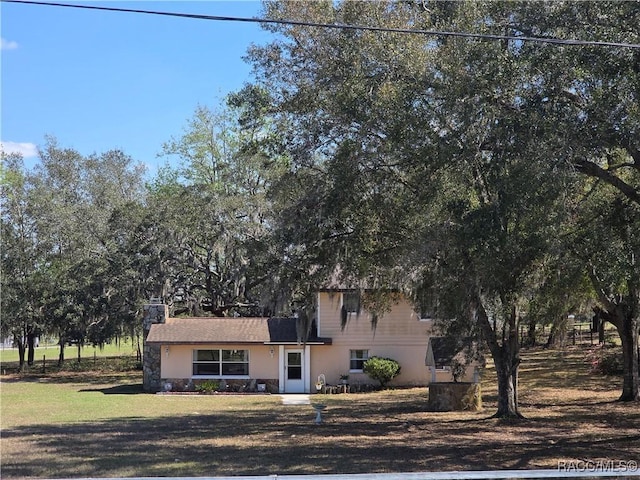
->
[142,303,168,393]
[161,378,279,394]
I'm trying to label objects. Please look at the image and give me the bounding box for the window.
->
[414,277,442,321]
[287,351,302,380]
[193,349,221,375]
[343,292,360,314]
[349,349,369,372]
[193,349,249,377]
[419,306,434,321]
[418,293,438,321]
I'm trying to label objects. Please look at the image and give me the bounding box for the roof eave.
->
[146,340,267,345]
[147,339,333,345]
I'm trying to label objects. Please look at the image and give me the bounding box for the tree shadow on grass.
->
[509,432,640,470]
[0,410,520,478]
[3,371,142,386]
[521,399,620,409]
[3,396,639,479]
[78,383,144,394]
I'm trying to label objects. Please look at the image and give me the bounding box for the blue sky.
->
[1,0,273,175]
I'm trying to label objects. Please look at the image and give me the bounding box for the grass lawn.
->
[1,344,639,478]
[0,340,139,366]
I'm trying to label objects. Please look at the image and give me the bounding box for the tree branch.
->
[586,266,619,327]
[574,158,640,205]
[622,141,640,169]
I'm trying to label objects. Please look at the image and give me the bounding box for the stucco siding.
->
[310,344,429,387]
[314,292,432,386]
[317,292,432,344]
[160,344,279,380]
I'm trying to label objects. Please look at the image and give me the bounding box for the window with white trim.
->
[349,349,369,372]
[192,349,249,376]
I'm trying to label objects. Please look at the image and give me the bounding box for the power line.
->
[4,0,640,50]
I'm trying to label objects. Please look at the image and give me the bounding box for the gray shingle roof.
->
[425,337,466,367]
[146,317,331,345]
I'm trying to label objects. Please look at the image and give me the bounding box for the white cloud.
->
[0,141,38,158]
[1,38,18,51]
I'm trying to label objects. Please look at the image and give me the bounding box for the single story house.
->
[142,290,478,393]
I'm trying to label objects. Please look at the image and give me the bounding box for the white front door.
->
[284,349,305,393]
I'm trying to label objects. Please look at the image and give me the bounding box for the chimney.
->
[142,301,168,393]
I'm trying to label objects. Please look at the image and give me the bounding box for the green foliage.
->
[1,138,147,364]
[243,0,640,412]
[153,102,288,317]
[195,380,220,394]
[246,0,578,416]
[363,356,401,388]
[3,0,638,406]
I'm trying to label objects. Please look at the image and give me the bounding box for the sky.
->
[1,0,274,175]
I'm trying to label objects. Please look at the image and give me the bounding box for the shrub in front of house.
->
[363,356,401,388]
[195,380,220,394]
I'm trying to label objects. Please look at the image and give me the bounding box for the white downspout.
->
[278,345,285,393]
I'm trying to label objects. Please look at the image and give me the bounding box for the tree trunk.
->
[589,272,639,402]
[617,317,640,402]
[494,353,521,417]
[597,304,640,402]
[591,309,606,344]
[14,333,26,371]
[136,335,142,362]
[526,317,537,347]
[545,315,567,348]
[27,330,36,366]
[58,338,65,367]
[473,294,524,418]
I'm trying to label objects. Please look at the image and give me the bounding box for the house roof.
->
[146,316,332,345]
[425,337,465,368]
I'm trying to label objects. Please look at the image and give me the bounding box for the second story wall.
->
[316,291,433,346]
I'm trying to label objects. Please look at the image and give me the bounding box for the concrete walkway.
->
[279,394,311,405]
